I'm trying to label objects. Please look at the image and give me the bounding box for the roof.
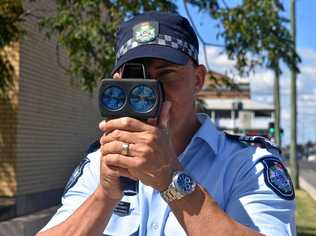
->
[200,71,251,99]
[202,98,274,111]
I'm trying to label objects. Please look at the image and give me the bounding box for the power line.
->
[182,0,224,71]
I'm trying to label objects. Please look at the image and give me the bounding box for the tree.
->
[187,0,301,145]
[290,0,299,188]
[0,1,176,96]
[39,0,176,93]
[0,0,24,98]
[0,0,301,105]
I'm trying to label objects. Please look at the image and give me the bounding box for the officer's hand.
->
[99,101,181,191]
[98,128,137,200]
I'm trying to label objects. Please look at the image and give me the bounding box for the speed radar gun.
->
[99,63,165,195]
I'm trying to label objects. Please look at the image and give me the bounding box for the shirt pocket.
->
[103,196,140,236]
[103,213,140,236]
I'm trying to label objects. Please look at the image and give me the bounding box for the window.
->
[215,110,232,119]
[254,111,271,118]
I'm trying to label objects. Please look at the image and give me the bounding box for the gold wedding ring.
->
[121,142,130,156]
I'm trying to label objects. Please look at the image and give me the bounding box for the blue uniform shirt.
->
[42,113,296,235]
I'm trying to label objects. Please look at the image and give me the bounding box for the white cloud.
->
[299,48,316,62]
[299,93,316,101]
[282,109,291,121]
[249,71,274,94]
[203,46,316,95]
[300,65,316,81]
[200,46,235,72]
[252,95,274,104]
[298,94,316,107]
[214,53,235,68]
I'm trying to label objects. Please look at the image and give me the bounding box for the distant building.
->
[199,71,250,99]
[198,71,274,137]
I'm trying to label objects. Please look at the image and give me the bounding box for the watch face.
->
[176,173,195,194]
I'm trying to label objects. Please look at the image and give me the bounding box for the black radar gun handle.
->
[119,177,138,196]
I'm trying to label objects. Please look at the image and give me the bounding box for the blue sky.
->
[177,0,316,145]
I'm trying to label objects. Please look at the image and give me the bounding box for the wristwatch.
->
[161,171,196,203]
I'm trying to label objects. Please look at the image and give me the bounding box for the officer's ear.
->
[193,63,206,94]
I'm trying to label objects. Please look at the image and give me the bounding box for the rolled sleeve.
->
[40,151,100,231]
[225,160,296,236]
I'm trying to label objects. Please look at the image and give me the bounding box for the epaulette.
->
[86,139,101,154]
[63,139,100,197]
[225,133,281,154]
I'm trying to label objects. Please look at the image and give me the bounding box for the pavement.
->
[0,197,15,221]
[298,160,316,201]
[0,206,58,236]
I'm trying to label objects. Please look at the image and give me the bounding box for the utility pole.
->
[290,0,299,189]
[274,70,281,148]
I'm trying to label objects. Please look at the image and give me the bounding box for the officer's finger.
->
[101,141,136,157]
[103,117,155,133]
[102,163,137,180]
[105,154,137,169]
[119,171,138,181]
[113,72,121,79]
[101,129,150,145]
[108,166,137,180]
[158,101,172,129]
[147,118,158,126]
[99,120,106,131]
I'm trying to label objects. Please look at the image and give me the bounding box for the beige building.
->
[198,71,274,137]
[198,71,251,99]
[0,1,101,219]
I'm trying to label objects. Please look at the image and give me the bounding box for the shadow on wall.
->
[0,85,18,220]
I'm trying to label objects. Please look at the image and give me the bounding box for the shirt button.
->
[152,222,159,230]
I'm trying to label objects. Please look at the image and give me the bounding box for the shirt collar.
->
[194,113,221,155]
[178,113,221,161]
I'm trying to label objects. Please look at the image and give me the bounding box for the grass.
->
[296,189,316,236]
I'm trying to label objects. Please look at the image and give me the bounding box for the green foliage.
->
[39,0,176,93]
[0,0,24,97]
[189,0,301,75]
[0,0,301,95]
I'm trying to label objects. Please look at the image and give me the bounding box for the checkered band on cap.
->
[116,34,199,63]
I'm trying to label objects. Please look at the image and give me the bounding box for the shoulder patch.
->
[261,158,295,200]
[63,157,90,196]
[86,140,101,154]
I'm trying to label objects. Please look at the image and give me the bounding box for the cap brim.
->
[111,44,190,75]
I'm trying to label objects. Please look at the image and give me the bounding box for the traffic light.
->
[268,122,275,136]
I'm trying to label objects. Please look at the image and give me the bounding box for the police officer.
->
[38,11,295,235]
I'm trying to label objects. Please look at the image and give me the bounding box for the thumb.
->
[158,101,172,129]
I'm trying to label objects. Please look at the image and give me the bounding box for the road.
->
[298,160,316,201]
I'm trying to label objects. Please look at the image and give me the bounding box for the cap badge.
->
[133,21,158,43]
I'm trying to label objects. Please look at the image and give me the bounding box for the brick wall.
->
[17,1,101,194]
[14,1,102,214]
